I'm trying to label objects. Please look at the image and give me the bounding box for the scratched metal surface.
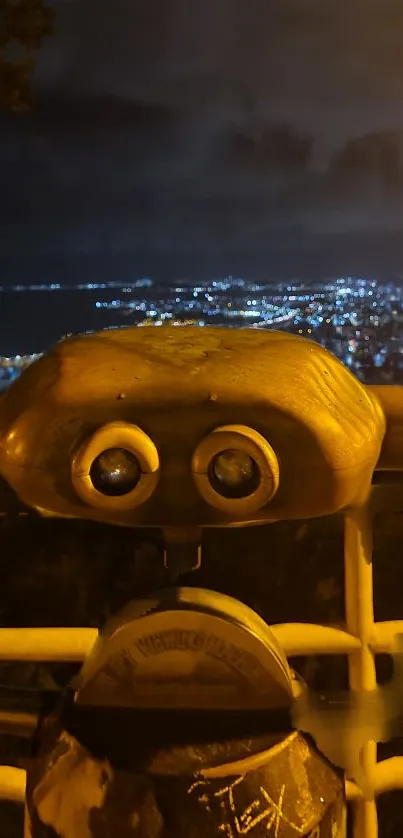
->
[25,727,344,838]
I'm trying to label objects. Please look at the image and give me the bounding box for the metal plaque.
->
[74,588,293,711]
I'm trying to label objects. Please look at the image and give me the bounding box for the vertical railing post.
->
[344,505,378,838]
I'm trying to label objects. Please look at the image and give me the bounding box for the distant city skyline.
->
[2,275,403,388]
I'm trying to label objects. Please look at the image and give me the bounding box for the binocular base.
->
[25,726,346,838]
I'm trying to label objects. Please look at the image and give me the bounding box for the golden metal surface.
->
[0,766,26,803]
[0,327,387,526]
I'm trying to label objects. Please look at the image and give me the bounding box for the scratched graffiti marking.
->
[188,775,309,837]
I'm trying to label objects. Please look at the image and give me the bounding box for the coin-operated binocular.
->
[0,325,402,837]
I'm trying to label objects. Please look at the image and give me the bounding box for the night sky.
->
[3,0,403,282]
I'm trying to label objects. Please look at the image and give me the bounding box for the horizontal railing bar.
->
[272,621,403,657]
[345,780,361,801]
[369,621,403,654]
[0,628,97,661]
[374,757,403,795]
[0,621,399,663]
[271,623,361,655]
[0,766,26,802]
[345,756,403,800]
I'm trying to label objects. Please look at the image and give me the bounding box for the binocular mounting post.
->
[162,527,202,579]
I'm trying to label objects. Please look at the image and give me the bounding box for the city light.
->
[1,276,403,387]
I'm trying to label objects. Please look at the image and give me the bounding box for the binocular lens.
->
[90,448,141,496]
[210,449,260,498]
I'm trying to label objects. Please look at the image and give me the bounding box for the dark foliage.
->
[0,0,54,111]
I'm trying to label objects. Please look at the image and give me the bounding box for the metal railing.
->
[0,491,402,838]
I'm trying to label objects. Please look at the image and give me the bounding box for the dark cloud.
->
[2,0,403,280]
